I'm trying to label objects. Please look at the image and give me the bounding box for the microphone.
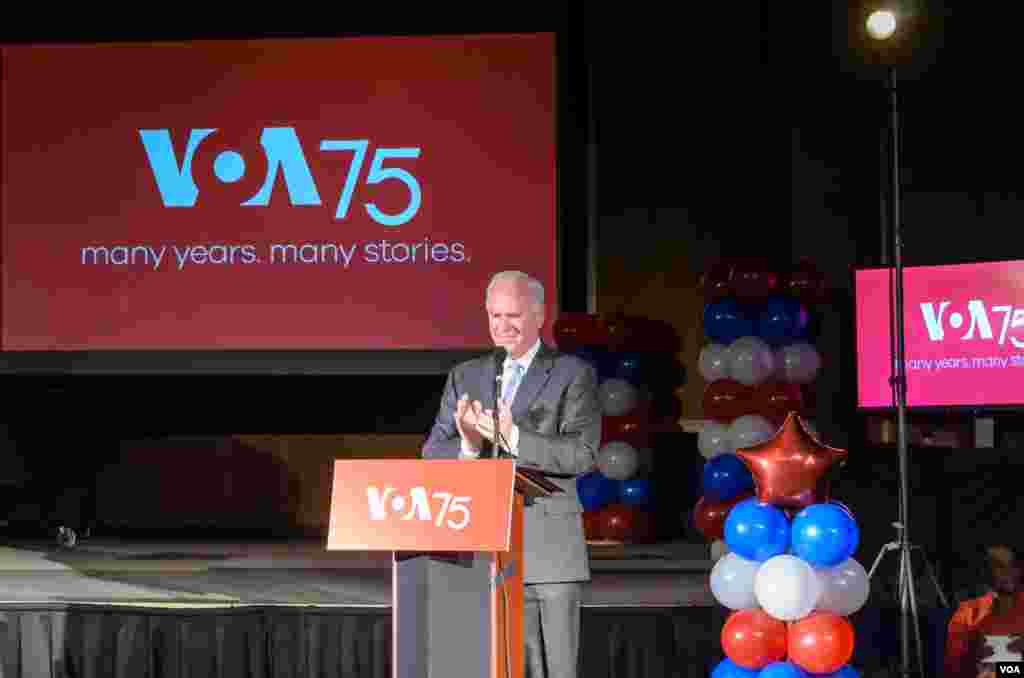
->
[493,347,508,409]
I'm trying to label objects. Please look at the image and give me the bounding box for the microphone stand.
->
[490,349,514,678]
[492,350,513,458]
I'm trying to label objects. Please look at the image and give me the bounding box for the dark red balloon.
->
[552,313,608,351]
[692,491,753,541]
[721,608,789,670]
[582,510,603,540]
[602,315,681,353]
[601,413,650,449]
[701,261,735,301]
[631,509,658,544]
[602,313,638,351]
[730,258,780,301]
[598,503,639,542]
[734,412,847,509]
[751,381,805,426]
[702,379,753,422]
[783,259,827,305]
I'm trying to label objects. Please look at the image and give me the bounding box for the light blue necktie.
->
[502,362,524,404]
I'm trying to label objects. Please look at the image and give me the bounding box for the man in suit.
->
[422,270,601,678]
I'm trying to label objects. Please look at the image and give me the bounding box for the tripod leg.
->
[919,549,949,608]
[898,544,909,610]
[897,548,913,678]
[868,542,896,580]
[905,547,926,678]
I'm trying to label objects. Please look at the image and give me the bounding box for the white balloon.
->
[699,343,730,382]
[729,415,777,451]
[598,378,639,416]
[596,441,639,480]
[779,342,821,384]
[698,421,734,459]
[710,552,760,610]
[727,336,776,386]
[754,554,823,621]
[711,539,730,562]
[817,558,870,616]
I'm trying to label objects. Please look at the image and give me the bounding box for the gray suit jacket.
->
[422,342,601,583]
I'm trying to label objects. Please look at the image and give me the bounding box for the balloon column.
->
[557,312,682,543]
[697,259,825,555]
[709,414,866,678]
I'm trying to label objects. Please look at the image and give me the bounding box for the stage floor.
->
[0,538,714,609]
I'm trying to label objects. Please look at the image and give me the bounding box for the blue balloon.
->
[608,351,646,385]
[571,345,610,378]
[704,298,754,344]
[576,470,618,512]
[791,503,860,567]
[758,661,809,678]
[815,666,860,678]
[702,454,755,503]
[711,657,758,678]
[723,498,791,562]
[620,478,653,507]
[757,296,809,347]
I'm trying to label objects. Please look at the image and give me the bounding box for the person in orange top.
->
[945,544,1024,678]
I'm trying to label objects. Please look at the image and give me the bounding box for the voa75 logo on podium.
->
[366,485,472,531]
[139,127,422,226]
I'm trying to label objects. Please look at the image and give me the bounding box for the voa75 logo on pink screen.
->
[139,127,422,226]
[919,300,1024,348]
[366,485,472,531]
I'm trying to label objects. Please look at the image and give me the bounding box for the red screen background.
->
[0,33,557,350]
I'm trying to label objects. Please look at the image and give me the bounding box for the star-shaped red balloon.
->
[735,412,847,509]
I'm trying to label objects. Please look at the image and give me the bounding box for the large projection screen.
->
[0,32,560,374]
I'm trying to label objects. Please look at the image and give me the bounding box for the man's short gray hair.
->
[485,271,545,309]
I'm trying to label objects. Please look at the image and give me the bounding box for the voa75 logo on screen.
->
[139,127,422,226]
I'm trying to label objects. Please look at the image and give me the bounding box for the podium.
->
[327,459,558,678]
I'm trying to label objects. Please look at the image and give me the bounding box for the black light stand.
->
[866,64,947,678]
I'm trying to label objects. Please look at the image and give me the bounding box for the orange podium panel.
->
[327,458,538,678]
[326,459,516,552]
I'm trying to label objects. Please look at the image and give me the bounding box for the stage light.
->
[866,9,898,41]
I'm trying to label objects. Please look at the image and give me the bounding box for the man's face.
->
[486,279,543,359]
[989,546,1021,594]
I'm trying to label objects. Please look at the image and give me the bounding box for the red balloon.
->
[734,412,847,509]
[788,612,855,675]
[598,503,638,542]
[751,381,805,425]
[602,313,638,351]
[582,510,603,540]
[730,258,780,300]
[552,312,608,351]
[700,261,735,301]
[783,259,827,304]
[702,380,753,421]
[602,315,681,353]
[631,509,658,544]
[721,608,789,670]
[692,491,753,541]
[601,413,650,449]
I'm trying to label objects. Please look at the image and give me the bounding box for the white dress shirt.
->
[461,338,541,458]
